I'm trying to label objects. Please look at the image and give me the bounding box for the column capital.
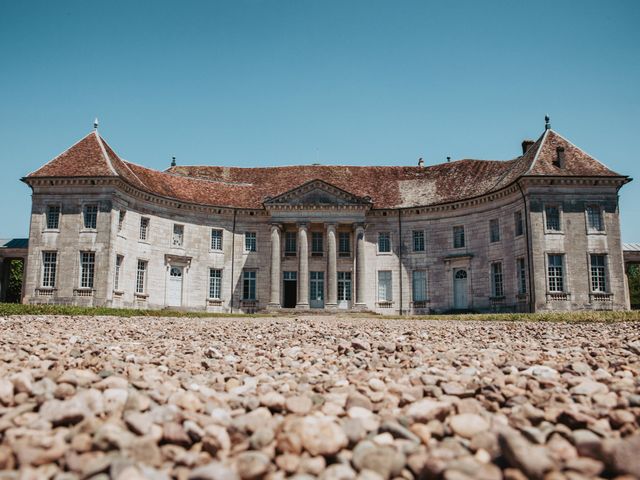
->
[326,223,337,232]
[297,222,309,230]
[270,223,282,232]
[353,223,366,232]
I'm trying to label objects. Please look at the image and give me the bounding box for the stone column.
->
[296,223,309,309]
[355,224,366,306]
[326,224,337,307]
[268,224,281,307]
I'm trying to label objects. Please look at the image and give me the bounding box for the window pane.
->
[136,260,147,293]
[545,206,561,231]
[515,211,523,237]
[412,270,427,301]
[590,255,606,292]
[517,258,527,294]
[339,232,350,254]
[211,229,223,250]
[490,219,500,243]
[83,205,98,229]
[378,232,391,253]
[378,271,392,301]
[42,252,57,288]
[453,226,465,248]
[285,232,296,253]
[312,232,323,253]
[243,271,256,299]
[115,255,123,291]
[413,231,425,252]
[139,218,149,240]
[80,252,95,289]
[172,225,184,247]
[46,205,60,230]
[587,206,603,231]
[547,254,564,292]
[118,210,126,232]
[491,262,503,297]
[245,232,257,252]
[209,269,222,298]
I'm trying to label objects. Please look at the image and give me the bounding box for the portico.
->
[264,179,372,310]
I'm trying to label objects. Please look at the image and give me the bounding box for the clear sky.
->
[1,1,639,240]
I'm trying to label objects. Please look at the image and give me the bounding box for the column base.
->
[352,303,368,312]
[266,303,282,311]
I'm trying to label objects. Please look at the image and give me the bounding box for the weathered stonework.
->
[21,127,631,313]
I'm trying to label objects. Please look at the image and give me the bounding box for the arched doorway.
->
[453,269,468,310]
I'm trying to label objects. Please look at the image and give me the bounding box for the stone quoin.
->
[21,124,632,313]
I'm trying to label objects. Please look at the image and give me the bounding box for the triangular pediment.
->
[264,179,372,208]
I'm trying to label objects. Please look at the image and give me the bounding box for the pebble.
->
[0,315,636,479]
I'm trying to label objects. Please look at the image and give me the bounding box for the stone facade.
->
[21,127,631,313]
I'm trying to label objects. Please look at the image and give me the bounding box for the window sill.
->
[586,231,606,236]
[134,293,148,300]
[412,300,430,308]
[377,301,394,308]
[80,229,97,234]
[516,293,528,301]
[117,233,127,239]
[284,252,297,257]
[170,245,185,250]
[35,288,56,296]
[43,229,60,233]
[138,240,150,245]
[338,252,351,258]
[73,289,94,297]
[377,251,393,256]
[311,252,324,257]
[209,249,224,254]
[546,292,570,301]
[207,298,223,306]
[244,250,257,254]
[113,290,124,297]
[489,296,506,301]
[590,292,613,302]
[544,230,564,235]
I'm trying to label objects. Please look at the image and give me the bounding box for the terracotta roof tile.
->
[25,129,628,209]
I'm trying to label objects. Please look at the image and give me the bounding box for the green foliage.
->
[0,302,637,321]
[6,260,23,303]
[628,264,640,306]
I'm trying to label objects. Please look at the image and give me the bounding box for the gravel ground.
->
[0,315,639,480]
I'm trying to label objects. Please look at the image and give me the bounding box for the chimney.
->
[521,139,535,155]
[171,156,176,167]
[417,157,424,167]
[555,147,566,169]
[446,156,451,163]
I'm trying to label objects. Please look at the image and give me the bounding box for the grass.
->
[0,302,638,322]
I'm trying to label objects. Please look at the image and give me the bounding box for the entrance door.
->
[167,266,183,307]
[283,271,297,308]
[453,269,468,309]
[309,271,324,308]
[337,271,352,309]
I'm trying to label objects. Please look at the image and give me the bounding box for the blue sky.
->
[1,1,639,240]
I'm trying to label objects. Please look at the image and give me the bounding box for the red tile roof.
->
[25,129,628,209]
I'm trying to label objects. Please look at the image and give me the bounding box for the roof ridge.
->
[523,129,549,176]
[94,132,118,175]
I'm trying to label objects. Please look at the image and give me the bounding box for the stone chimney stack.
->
[521,140,535,155]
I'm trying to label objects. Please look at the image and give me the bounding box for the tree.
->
[628,264,640,308]
[6,259,23,303]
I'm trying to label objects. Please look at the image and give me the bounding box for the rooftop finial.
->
[544,114,550,130]
[93,118,99,130]
[171,156,176,167]
[417,157,424,167]
[446,156,451,163]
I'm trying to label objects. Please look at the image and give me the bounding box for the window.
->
[490,219,500,243]
[284,231,296,256]
[378,271,392,302]
[378,232,391,253]
[337,272,352,301]
[211,229,223,251]
[545,206,561,232]
[242,270,256,300]
[245,232,257,252]
[46,205,60,230]
[338,232,350,257]
[312,232,323,256]
[517,258,527,295]
[80,252,95,289]
[586,205,604,232]
[114,255,123,291]
[547,254,564,292]
[42,252,57,288]
[83,204,98,230]
[412,270,427,302]
[209,269,222,299]
[139,217,150,241]
[118,210,126,232]
[590,255,606,292]
[413,230,425,252]
[172,224,184,247]
[491,262,504,297]
[453,226,465,248]
[514,211,524,237]
[136,260,147,294]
